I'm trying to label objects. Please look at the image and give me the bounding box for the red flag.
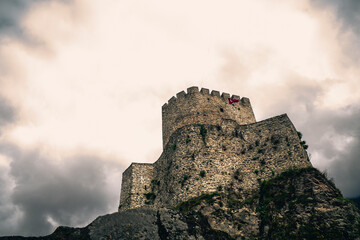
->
[228,98,239,104]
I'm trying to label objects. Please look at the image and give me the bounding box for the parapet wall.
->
[119,163,154,211]
[162,86,256,148]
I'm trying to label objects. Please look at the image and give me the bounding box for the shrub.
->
[151,179,160,186]
[297,131,303,139]
[300,140,309,150]
[271,135,281,145]
[200,170,206,177]
[175,192,220,213]
[200,125,207,143]
[258,148,265,154]
[234,170,241,180]
[144,192,156,200]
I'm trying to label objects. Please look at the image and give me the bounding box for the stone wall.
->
[119,87,311,211]
[150,114,311,208]
[119,163,154,211]
[162,86,256,148]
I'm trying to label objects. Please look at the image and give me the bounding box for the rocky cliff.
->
[2,167,359,240]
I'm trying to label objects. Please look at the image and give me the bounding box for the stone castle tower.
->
[119,87,311,211]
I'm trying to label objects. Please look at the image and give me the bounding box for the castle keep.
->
[119,87,311,211]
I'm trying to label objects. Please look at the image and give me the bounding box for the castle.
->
[118,87,311,211]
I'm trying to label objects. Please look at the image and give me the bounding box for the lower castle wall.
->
[119,114,312,210]
[151,114,311,208]
[119,163,154,211]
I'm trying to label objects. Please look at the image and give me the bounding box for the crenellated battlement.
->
[162,87,249,110]
[161,86,256,148]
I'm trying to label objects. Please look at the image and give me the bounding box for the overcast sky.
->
[0,0,359,237]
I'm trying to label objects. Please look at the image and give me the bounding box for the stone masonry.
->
[118,87,311,211]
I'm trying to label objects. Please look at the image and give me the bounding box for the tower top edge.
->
[162,86,250,109]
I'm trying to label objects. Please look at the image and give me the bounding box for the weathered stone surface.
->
[174,167,360,239]
[258,168,360,239]
[0,208,232,240]
[120,113,311,211]
[119,163,154,210]
[162,87,256,148]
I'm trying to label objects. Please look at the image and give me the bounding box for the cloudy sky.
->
[0,0,359,236]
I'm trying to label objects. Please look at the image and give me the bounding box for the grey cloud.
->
[312,106,360,198]
[0,0,73,42]
[0,143,124,236]
[311,0,360,63]
[0,95,16,130]
[312,0,360,34]
[0,0,40,40]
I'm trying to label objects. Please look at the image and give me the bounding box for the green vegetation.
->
[151,179,160,186]
[144,192,156,200]
[175,192,220,213]
[200,124,207,143]
[257,148,265,154]
[144,192,156,204]
[297,131,303,139]
[297,131,309,150]
[300,141,309,150]
[199,170,206,178]
[271,135,281,145]
[227,197,255,209]
[336,196,352,203]
[185,137,191,144]
[255,166,360,239]
[170,143,177,150]
[234,170,241,180]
